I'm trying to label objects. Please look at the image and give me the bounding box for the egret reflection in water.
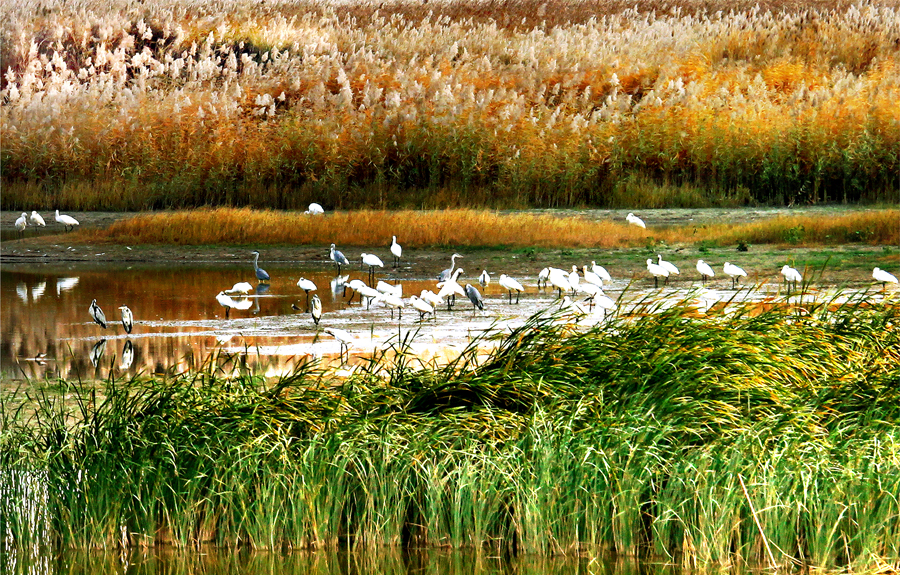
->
[56,276,79,295]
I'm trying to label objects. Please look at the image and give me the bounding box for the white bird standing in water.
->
[646,259,669,288]
[324,327,352,363]
[873,267,898,290]
[657,255,679,284]
[723,262,747,289]
[568,265,581,295]
[479,270,490,290]
[360,252,384,285]
[15,213,27,237]
[437,268,466,310]
[781,265,802,290]
[390,236,402,268]
[89,299,107,328]
[591,262,612,283]
[55,210,79,231]
[696,260,715,284]
[30,211,46,227]
[118,305,133,334]
[420,289,444,311]
[626,213,646,229]
[409,295,435,321]
[537,268,550,290]
[582,266,604,288]
[547,267,571,298]
[498,274,525,304]
[227,282,254,295]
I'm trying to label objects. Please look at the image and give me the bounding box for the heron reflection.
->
[90,339,107,367]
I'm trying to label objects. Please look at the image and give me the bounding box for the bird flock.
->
[12,210,79,236]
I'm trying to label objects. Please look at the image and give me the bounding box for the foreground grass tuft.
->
[2,290,899,568]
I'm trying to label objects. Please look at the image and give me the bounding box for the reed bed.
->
[2,290,899,569]
[82,207,900,247]
[2,0,899,211]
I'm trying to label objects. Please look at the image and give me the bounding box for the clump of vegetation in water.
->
[2,290,899,570]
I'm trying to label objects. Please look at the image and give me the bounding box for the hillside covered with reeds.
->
[2,0,898,211]
[2,294,899,567]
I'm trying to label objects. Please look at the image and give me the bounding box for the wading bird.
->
[360,252,384,285]
[696,259,715,284]
[626,213,646,229]
[873,267,898,290]
[324,328,352,363]
[723,262,747,289]
[560,296,588,320]
[548,267,571,298]
[568,265,580,295]
[465,284,484,312]
[89,299,107,329]
[227,282,254,295]
[437,268,466,310]
[250,251,270,283]
[781,265,802,291]
[409,295,435,321]
[55,209,79,231]
[498,274,525,304]
[355,284,381,309]
[118,305,133,334]
[438,253,464,282]
[216,291,253,318]
[330,244,350,275]
[305,202,324,215]
[537,268,550,290]
[375,292,404,320]
[591,261,612,283]
[296,277,318,310]
[310,294,323,325]
[646,259,669,288]
[15,213,26,237]
[582,266,604,288]
[30,211,45,227]
[657,255,679,284]
[390,236,402,268]
[479,270,490,291]
[420,289,443,311]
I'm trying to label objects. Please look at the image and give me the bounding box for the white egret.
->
[465,284,484,312]
[479,270,490,290]
[118,305,133,334]
[375,292,404,319]
[537,267,550,290]
[498,274,525,304]
[355,284,381,309]
[657,255,679,284]
[344,278,368,303]
[55,210,79,231]
[250,251,270,282]
[310,294,323,325]
[438,253,464,282]
[560,296,588,319]
[781,265,802,290]
[591,261,612,283]
[15,213,26,237]
[873,267,898,290]
[696,260,715,284]
[437,268,466,310]
[296,277,318,310]
[548,267,571,298]
[409,295,435,321]
[723,262,747,289]
[30,211,46,226]
[646,259,669,288]
[360,252,384,284]
[577,282,603,310]
[626,213,646,229]
[568,265,580,295]
[324,327,352,363]
[89,299,108,328]
[330,244,350,275]
[420,289,444,310]
[305,203,325,215]
[376,280,402,298]
[390,236,402,268]
[582,266,604,288]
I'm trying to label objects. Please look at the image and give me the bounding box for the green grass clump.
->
[2,290,899,569]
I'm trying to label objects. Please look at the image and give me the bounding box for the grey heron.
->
[310,294,323,325]
[55,210,79,231]
[90,339,107,367]
[465,284,484,312]
[89,299,108,328]
[646,259,668,288]
[251,251,270,282]
[330,244,350,275]
[696,260,715,284]
[118,305,133,334]
[438,254,463,282]
[390,236,402,268]
[723,262,747,289]
[498,274,524,304]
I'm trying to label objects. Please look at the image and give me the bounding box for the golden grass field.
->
[85,208,900,247]
[2,0,898,211]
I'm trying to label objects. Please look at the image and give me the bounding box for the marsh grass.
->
[81,208,900,248]
[2,289,899,568]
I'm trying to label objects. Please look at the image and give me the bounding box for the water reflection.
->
[2,547,694,575]
[89,339,107,368]
[121,340,134,370]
